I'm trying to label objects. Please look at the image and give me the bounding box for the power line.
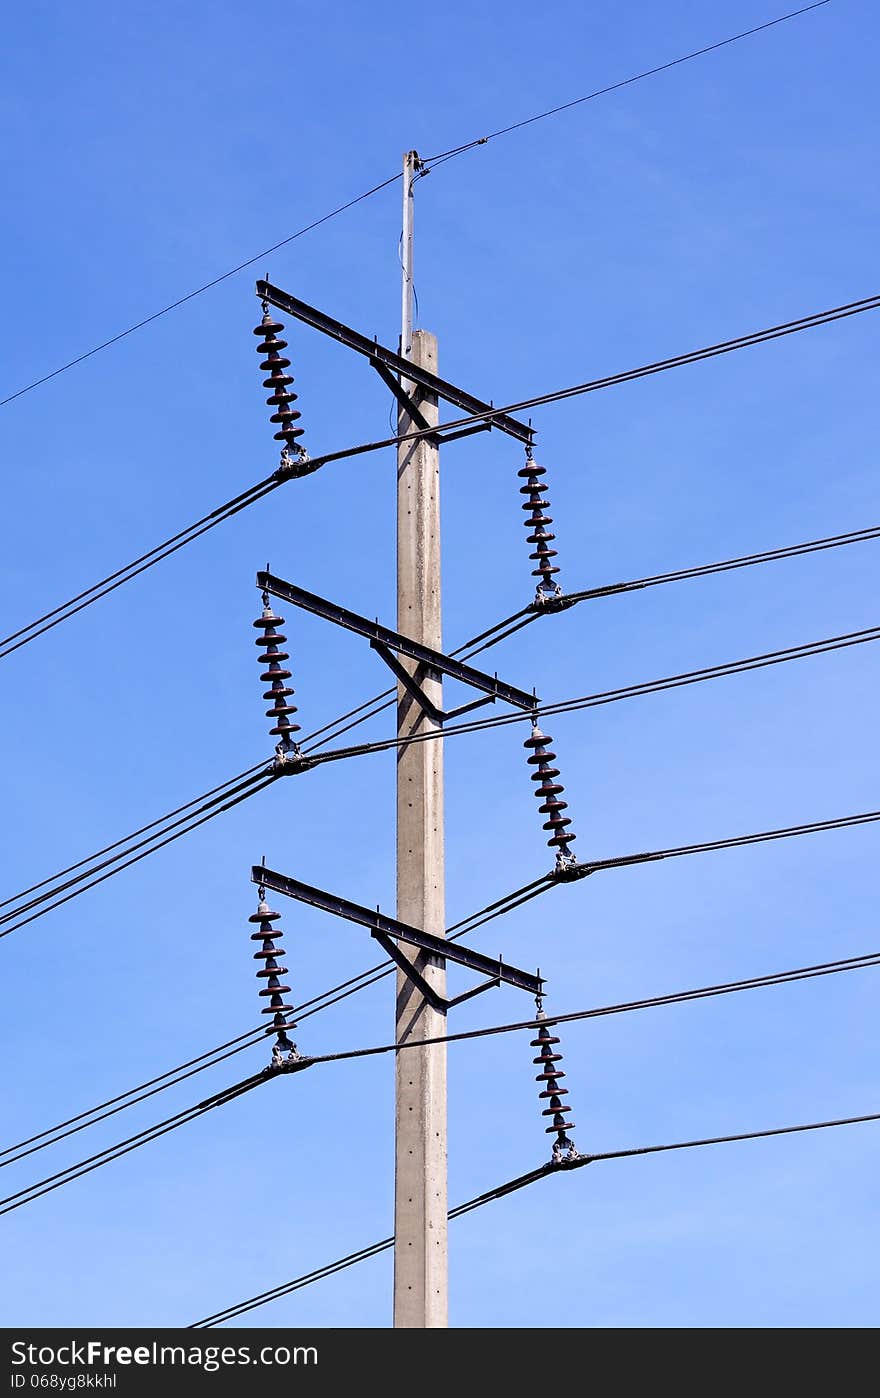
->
[291,948,880,1067]
[0,1067,276,1220]
[1,4,830,413]
[307,621,880,764]
[191,1102,880,1326]
[295,293,880,479]
[3,613,875,944]
[421,3,831,163]
[0,475,281,662]
[0,768,277,943]
[581,808,880,874]
[4,290,876,668]
[300,520,880,756]
[566,523,880,605]
[0,872,553,1169]
[0,175,402,409]
[0,605,533,940]
[0,760,269,915]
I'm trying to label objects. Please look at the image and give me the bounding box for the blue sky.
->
[1,0,877,1328]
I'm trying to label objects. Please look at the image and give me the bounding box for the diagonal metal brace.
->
[371,931,504,1011]
[254,866,543,998]
[370,641,496,724]
[259,571,537,712]
[256,279,533,444]
[370,359,436,436]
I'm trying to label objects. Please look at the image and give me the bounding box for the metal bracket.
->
[253,865,544,1003]
[259,571,537,716]
[370,358,436,437]
[370,642,496,724]
[256,279,533,445]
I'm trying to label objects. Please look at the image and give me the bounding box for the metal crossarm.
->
[258,571,538,713]
[253,865,544,999]
[256,280,533,444]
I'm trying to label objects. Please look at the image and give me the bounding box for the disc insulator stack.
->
[530,1009,579,1162]
[249,890,298,1059]
[523,722,578,868]
[253,306,305,464]
[518,446,562,602]
[253,595,300,756]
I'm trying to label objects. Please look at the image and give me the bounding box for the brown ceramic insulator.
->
[529,1013,578,1147]
[259,980,292,998]
[523,726,577,856]
[254,312,284,339]
[254,601,301,747]
[546,1115,576,1135]
[518,455,562,590]
[248,900,281,925]
[535,1065,567,1084]
[248,897,298,1048]
[254,310,305,450]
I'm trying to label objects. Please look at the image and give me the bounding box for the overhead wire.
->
[0,768,277,943]
[2,290,877,668]
[0,871,554,1169]
[420,3,831,163]
[2,614,876,944]
[0,475,282,662]
[304,621,880,764]
[0,1067,276,1220]
[0,603,536,940]
[192,1104,880,1326]
[0,175,403,409]
[1,3,831,413]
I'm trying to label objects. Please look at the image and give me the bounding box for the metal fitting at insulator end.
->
[523,720,579,871]
[253,595,302,758]
[249,886,302,1066]
[518,447,563,605]
[530,1007,579,1164]
[253,306,306,465]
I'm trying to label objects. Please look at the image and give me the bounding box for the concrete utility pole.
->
[393,149,448,1329]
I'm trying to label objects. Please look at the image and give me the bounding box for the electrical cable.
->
[3,614,875,944]
[0,1067,276,1220]
[288,948,880,1067]
[0,176,402,409]
[421,3,830,164]
[191,1103,880,1326]
[3,290,876,669]
[0,770,277,942]
[566,523,880,605]
[0,760,270,916]
[0,602,535,937]
[305,621,880,764]
[0,477,281,662]
[0,871,554,1168]
[294,293,880,480]
[1,4,829,413]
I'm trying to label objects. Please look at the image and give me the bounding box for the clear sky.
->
[1,0,877,1329]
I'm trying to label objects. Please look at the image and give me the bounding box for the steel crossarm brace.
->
[258,571,537,712]
[253,866,544,998]
[256,280,533,445]
[372,932,505,1012]
[370,359,435,435]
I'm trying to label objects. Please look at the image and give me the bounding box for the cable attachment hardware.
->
[248,888,301,1066]
[253,307,306,468]
[518,444,563,605]
[523,720,579,871]
[530,1007,579,1164]
[253,596,301,758]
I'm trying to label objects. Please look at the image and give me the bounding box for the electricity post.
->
[394,149,449,1328]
